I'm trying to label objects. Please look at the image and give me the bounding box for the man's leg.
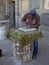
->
[32,39,38,59]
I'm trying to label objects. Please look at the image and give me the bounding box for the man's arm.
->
[22,14,27,22]
[30,14,40,28]
[21,14,27,26]
[29,24,40,28]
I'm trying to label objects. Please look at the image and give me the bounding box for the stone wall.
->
[0,0,6,19]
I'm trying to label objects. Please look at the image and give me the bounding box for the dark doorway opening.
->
[12,1,15,28]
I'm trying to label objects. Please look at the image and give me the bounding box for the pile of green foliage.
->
[7,29,43,47]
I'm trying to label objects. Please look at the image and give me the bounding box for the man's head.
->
[29,9,36,15]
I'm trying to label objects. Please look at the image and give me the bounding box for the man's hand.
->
[21,21,26,27]
[29,24,40,28]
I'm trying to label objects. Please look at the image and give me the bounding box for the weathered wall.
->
[0,0,6,19]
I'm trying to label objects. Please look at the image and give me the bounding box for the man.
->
[22,9,40,59]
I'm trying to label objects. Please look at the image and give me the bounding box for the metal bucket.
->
[12,42,34,63]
